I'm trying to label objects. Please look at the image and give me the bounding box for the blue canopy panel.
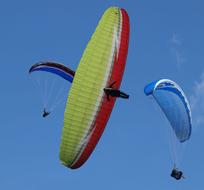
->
[144,79,192,143]
[31,66,74,82]
[29,62,75,83]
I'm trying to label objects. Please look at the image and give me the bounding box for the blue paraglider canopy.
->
[29,61,75,82]
[29,61,75,114]
[144,79,192,143]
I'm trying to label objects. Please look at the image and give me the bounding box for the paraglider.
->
[144,79,192,180]
[60,7,130,169]
[29,61,75,82]
[29,6,130,169]
[29,61,75,117]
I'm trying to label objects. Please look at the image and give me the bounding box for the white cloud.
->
[190,72,204,126]
[171,33,182,46]
[169,33,186,68]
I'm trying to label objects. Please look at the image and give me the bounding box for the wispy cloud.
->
[171,33,182,45]
[190,72,204,126]
[169,33,186,68]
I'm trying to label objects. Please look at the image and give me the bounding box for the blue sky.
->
[0,0,204,189]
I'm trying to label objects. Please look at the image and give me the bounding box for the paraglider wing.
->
[60,7,130,169]
[29,61,75,82]
[144,79,192,143]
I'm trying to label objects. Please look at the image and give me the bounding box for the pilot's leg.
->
[119,91,129,99]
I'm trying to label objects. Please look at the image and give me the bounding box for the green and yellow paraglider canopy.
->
[60,7,130,169]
